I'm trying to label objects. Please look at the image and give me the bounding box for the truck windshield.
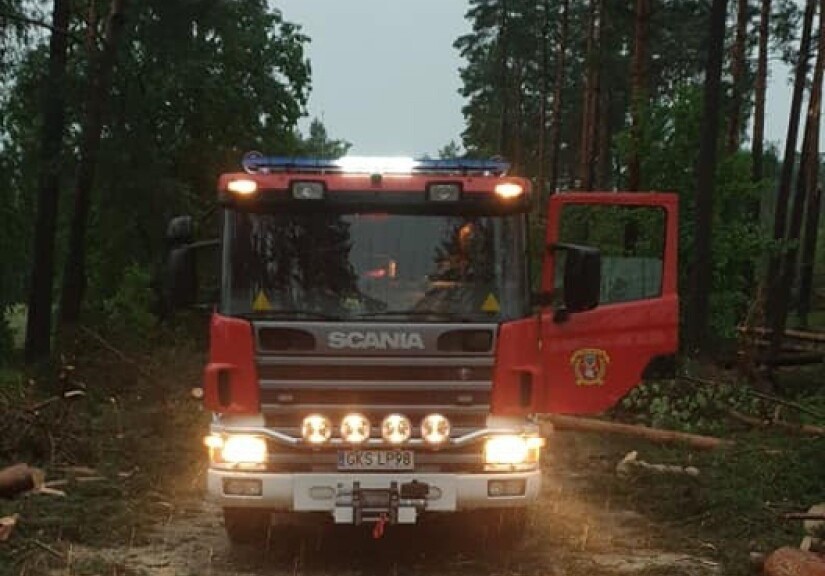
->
[223,211,528,322]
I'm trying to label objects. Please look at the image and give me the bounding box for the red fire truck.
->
[164,155,678,543]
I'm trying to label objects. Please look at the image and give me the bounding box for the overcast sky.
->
[277,0,807,158]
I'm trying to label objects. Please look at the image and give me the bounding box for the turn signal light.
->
[494,182,524,199]
[227,179,258,195]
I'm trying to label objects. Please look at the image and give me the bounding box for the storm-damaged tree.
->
[769,0,824,356]
[764,0,816,330]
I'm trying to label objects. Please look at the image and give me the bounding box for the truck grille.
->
[254,321,497,442]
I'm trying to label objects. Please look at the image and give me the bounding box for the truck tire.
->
[222,508,272,545]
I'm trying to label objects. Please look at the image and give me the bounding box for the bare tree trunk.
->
[752,0,771,182]
[536,0,550,208]
[727,0,749,153]
[628,0,651,191]
[768,0,824,360]
[597,85,611,188]
[765,0,816,325]
[798,185,821,325]
[497,0,510,158]
[548,0,569,193]
[59,0,128,325]
[24,0,72,364]
[578,0,599,190]
[685,0,729,353]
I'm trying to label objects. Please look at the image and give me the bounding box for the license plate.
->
[337,450,414,471]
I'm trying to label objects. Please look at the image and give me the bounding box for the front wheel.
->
[223,508,272,545]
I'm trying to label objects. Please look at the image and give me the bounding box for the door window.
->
[556,205,666,304]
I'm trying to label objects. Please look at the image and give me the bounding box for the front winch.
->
[333,481,429,526]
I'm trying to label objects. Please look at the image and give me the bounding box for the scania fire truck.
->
[164,154,678,543]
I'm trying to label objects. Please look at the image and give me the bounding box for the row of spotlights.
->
[301,413,450,445]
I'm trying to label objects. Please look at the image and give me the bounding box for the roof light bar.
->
[242,152,509,176]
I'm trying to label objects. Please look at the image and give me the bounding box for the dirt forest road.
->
[77,432,721,576]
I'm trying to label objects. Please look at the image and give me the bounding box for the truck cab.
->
[166,155,679,543]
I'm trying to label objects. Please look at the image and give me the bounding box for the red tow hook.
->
[372,513,389,539]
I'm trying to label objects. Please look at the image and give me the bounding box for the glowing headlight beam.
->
[381,414,412,444]
[421,414,451,445]
[302,414,333,444]
[341,413,371,444]
[221,435,267,464]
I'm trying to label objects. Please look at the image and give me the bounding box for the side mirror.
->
[166,215,194,246]
[552,242,601,315]
[164,244,197,309]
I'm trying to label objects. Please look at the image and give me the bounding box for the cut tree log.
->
[0,514,18,542]
[763,547,825,576]
[0,464,44,499]
[541,414,731,450]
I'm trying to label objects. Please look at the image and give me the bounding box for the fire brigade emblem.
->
[570,348,610,386]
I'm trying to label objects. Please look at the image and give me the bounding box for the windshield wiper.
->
[241,310,343,321]
[355,310,485,322]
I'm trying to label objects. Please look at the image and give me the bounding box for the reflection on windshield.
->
[225,212,527,321]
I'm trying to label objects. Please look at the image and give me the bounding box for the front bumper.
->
[207,468,541,517]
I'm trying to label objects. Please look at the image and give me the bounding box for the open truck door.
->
[539,192,679,414]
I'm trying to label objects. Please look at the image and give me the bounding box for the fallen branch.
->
[79,325,152,378]
[0,464,44,499]
[728,409,825,436]
[616,451,700,478]
[541,414,731,450]
[784,514,825,521]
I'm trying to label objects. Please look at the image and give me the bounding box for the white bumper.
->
[207,468,541,513]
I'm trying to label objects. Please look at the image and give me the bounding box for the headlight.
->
[381,414,412,444]
[341,413,371,444]
[421,414,451,445]
[221,435,267,464]
[484,435,543,465]
[302,414,333,444]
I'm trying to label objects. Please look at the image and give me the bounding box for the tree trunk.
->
[24,0,72,364]
[752,0,770,182]
[497,0,510,158]
[727,0,749,154]
[685,0,729,353]
[578,0,599,190]
[59,0,128,325]
[765,0,816,326]
[798,185,821,325]
[536,0,550,209]
[628,0,651,191]
[548,0,569,193]
[768,0,824,361]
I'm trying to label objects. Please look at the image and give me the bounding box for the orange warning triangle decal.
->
[481,293,500,313]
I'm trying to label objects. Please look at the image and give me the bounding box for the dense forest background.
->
[0,0,823,366]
